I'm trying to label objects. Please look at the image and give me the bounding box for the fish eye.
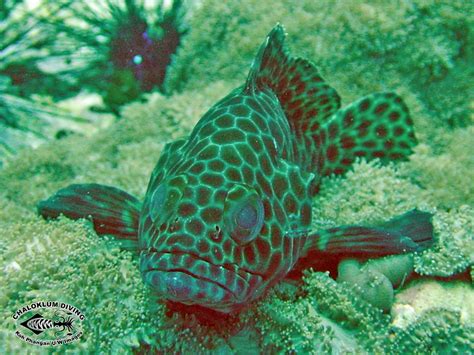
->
[224,184,264,244]
[236,204,258,229]
[149,175,188,224]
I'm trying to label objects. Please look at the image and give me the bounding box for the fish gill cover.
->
[0,0,473,353]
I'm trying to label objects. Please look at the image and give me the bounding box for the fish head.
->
[138,166,275,312]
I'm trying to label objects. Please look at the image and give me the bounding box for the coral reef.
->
[0,0,472,352]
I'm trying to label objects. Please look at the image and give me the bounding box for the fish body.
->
[38,25,433,313]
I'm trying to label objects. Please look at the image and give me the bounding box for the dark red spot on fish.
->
[237,119,259,133]
[295,82,306,95]
[277,77,288,92]
[334,168,344,175]
[214,189,227,203]
[245,245,256,265]
[326,144,339,162]
[343,111,355,127]
[329,122,339,139]
[255,238,270,259]
[384,140,394,149]
[363,140,376,148]
[394,127,404,136]
[284,194,297,214]
[271,226,282,248]
[374,103,388,116]
[201,207,221,224]
[209,159,225,172]
[248,135,262,152]
[389,111,400,121]
[268,253,282,273]
[283,236,291,256]
[197,240,210,253]
[319,95,329,105]
[179,203,197,217]
[354,150,366,157]
[390,152,404,159]
[183,256,194,269]
[359,99,370,112]
[274,175,288,195]
[197,187,211,206]
[190,162,205,175]
[224,167,240,181]
[301,120,310,132]
[293,108,303,121]
[257,171,272,197]
[231,105,250,117]
[341,158,352,165]
[222,239,232,255]
[239,145,258,166]
[310,120,320,131]
[216,115,234,128]
[358,121,371,130]
[280,91,293,105]
[260,153,272,176]
[202,173,225,187]
[233,249,242,264]
[376,125,388,137]
[187,219,204,235]
[242,166,253,182]
[221,146,243,166]
[213,129,245,145]
[290,73,301,85]
[213,247,223,263]
[341,136,355,149]
[198,145,219,160]
[372,151,386,158]
[301,203,311,226]
[274,202,285,223]
[288,99,303,111]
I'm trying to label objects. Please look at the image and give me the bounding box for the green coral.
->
[414,205,473,277]
[0,217,166,352]
[167,0,472,129]
[251,286,361,353]
[0,0,473,352]
[390,308,474,353]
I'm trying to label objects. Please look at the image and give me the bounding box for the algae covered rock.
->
[0,0,472,353]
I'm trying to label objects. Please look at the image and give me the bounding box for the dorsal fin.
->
[245,24,341,139]
[319,92,417,176]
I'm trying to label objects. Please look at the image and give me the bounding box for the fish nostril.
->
[211,225,223,241]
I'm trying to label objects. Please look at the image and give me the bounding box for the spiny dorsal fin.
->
[245,24,341,139]
[319,92,417,176]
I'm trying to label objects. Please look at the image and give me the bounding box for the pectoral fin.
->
[38,183,141,251]
[292,209,434,274]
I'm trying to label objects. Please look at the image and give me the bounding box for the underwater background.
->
[0,0,472,353]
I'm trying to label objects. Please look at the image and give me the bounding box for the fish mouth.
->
[140,248,263,312]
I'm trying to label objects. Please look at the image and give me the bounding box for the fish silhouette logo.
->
[20,312,76,336]
[13,301,84,346]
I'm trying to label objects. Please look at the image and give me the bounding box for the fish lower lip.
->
[145,269,234,304]
[140,250,263,308]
